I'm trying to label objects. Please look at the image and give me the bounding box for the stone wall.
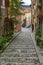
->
[31,0,37,32]
[0,6,7,36]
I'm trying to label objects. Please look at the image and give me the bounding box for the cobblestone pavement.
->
[0,28,41,65]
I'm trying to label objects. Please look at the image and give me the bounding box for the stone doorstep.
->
[31,32,43,64]
[0,32,21,53]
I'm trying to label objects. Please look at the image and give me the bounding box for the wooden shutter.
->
[0,0,2,6]
[5,0,9,7]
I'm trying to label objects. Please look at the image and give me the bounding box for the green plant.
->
[0,37,6,50]
[9,0,23,25]
[35,29,41,46]
[36,36,41,46]
[11,18,20,24]
[39,40,43,48]
[4,29,14,42]
[0,16,2,19]
[35,29,41,37]
[0,12,2,19]
[37,3,42,8]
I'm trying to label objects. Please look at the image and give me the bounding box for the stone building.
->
[31,0,37,32]
[0,0,6,36]
[21,5,31,27]
[37,0,43,38]
[31,0,43,38]
[0,0,12,36]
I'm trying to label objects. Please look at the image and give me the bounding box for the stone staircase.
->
[0,31,41,65]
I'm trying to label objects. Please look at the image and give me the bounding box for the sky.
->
[22,0,31,5]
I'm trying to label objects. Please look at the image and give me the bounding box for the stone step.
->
[5,48,35,52]
[4,48,35,52]
[1,53,37,57]
[9,44,34,46]
[0,31,40,65]
[0,57,38,62]
[1,52,37,55]
[7,46,35,49]
[8,43,34,45]
[0,62,40,65]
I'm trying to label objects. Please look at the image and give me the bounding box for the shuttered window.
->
[5,0,9,7]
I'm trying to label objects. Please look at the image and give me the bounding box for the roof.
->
[21,8,31,13]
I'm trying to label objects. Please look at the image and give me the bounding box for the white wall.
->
[25,12,31,26]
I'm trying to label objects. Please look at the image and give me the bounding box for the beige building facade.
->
[21,8,31,27]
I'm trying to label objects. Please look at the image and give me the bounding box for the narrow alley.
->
[0,0,43,65]
[0,28,40,65]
